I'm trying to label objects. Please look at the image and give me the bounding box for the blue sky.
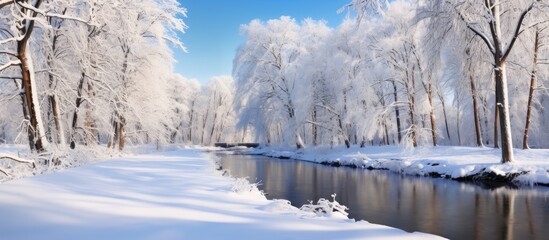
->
[175,0,349,84]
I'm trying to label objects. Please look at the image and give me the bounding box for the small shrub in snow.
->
[231,177,263,195]
[300,194,349,218]
[260,199,299,213]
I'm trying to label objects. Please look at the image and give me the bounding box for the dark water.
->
[217,154,549,240]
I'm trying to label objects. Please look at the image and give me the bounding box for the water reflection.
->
[217,154,549,240]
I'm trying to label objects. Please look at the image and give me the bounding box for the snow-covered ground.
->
[239,145,549,186]
[0,147,442,240]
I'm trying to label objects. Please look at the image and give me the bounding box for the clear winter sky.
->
[175,0,349,84]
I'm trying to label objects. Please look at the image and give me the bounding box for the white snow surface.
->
[0,147,443,240]
[241,145,549,185]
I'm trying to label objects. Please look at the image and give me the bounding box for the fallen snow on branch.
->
[0,147,443,240]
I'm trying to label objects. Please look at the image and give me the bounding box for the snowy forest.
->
[0,0,239,158]
[1,0,549,164]
[234,0,549,162]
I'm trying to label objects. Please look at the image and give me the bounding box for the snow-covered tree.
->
[423,0,549,162]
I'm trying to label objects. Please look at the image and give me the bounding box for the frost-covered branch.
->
[0,167,8,176]
[339,0,388,22]
[0,155,35,164]
[0,59,21,71]
[0,0,12,10]
[0,51,17,57]
[0,36,24,45]
[15,1,89,25]
[449,2,496,54]
[500,2,536,63]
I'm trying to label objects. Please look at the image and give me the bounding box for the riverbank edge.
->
[230,146,549,187]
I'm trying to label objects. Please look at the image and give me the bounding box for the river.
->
[216,154,549,240]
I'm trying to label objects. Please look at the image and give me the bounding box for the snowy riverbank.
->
[0,147,442,240]
[237,145,549,186]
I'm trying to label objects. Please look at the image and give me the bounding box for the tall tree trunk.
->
[111,119,119,149]
[188,100,195,143]
[494,103,500,149]
[392,81,402,143]
[216,112,228,143]
[480,96,490,145]
[14,80,34,150]
[241,125,248,143]
[470,75,483,146]
[48,62,65,146]
[18,37,46,152]
[523,30,540,150]
[45,11,67,147]
[456,101,462,145]
[407,69,417,147]
[117,48,130,151]
[438,93,452,141]
[70,73,86,149]
[118,116,125,151]
[201,107,209,145]
[338,117,351,148]
[495,63,514,162]
[489,0,522,163]
[208,93,221,145]
[425,76,437,146]
[84,82,96,145]
[312,109,318,145]
[48,95,64,145]
[384,120,390,145]
[296,133,305,149]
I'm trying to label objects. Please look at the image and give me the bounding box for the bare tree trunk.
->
[424,76,437,146]
[296,133,305,149]
[45,11,67,147]
[70,73,86,149]
[201,98,211,145]
[470,75,483,146]
[84,82,96,145]
[208,93,221,145]
[457,103,462,146]
[48,61,64,146]
[118,116,125,151]
[216,112,228,143]
[48,95,63,144]
[108,117,118,150]
[14,80,34,150]
[384,120,390,145]
[494,103,500,149]
[480,96,490,145]
[18,37,45,152]
[495,63,514,162]
[16,2,47,152]
[241,125,248,143]
[438,93,452,141]
[523,30,540,150]
[312,109,318,146]
[112,122,118,149]
[392,80,402,143]
[407,69,418,147]
[339,117,351,148]
[117,48,130,151]
[188,100,195,143]
[489,0,528,162]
